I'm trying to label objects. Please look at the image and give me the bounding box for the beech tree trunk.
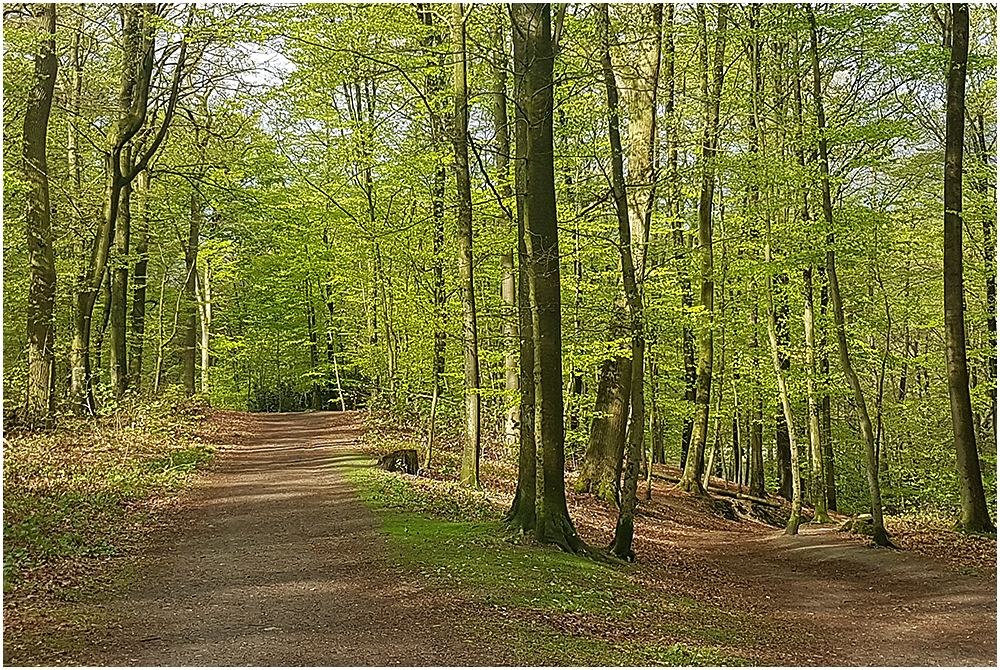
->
[663,4,696,469]
[183,190,201,397]
[577,355,630,504]
[492,11,518,449]
[452,2,482,489]
[599,3,661,560]
[807,5,890,546]
[803,267,830,522]
[417,4,446,467]
[129,170,150,390]
[23,2,58,425]
[506,5,536,533]
[512,2,583,552]
[943,3,994,534]
[679,4,728,495]
[764,226,802,535]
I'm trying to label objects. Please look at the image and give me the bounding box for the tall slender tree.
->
[506,1,536,534]
[806,5,891,546]
[23,2,58,425]
[452,2,482,489]
[679,3,728,495]
[512,2,583,552]
[943,2,994,534]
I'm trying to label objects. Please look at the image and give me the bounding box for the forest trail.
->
[89,411,512,667]
[641,519,997,666]
[86,410,995,667]
[575,470,998,666]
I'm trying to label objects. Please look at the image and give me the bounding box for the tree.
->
[943,2,994,534]
[506,3,536,533]
[597,2,662,560]
[678,4,728,495]
[512,2,584,553]
[23,2,57,425]
[73,4,189,406]
[806,5,891,547]
[452,3,482,489]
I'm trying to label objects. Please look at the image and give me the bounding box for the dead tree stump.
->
[378,449,419,475]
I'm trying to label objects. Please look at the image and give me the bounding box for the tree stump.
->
[838,514,875,536]
[378,449,419,475]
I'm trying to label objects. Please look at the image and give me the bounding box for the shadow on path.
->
[93,411,511,667]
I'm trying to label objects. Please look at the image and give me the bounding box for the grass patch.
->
[486,617,741,666]
[343,460,751,666]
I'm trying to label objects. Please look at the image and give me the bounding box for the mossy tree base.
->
[676,475,707,497]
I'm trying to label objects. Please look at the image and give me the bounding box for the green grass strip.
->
[342,458,752,666]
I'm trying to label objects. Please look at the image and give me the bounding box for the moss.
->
[342,454,756,666]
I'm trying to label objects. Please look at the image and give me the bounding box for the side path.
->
[93,411,512,666]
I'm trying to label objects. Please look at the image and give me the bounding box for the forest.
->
[4,2,999,664]
[4,0,997,553]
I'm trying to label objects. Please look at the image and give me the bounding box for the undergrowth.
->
[3,398,217,591]
[344,463,751,666]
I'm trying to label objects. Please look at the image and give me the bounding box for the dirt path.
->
[86,410,995,667]
[588,473,998,667]
[91,411,512,667]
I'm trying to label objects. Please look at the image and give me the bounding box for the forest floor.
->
[10,409,995,666]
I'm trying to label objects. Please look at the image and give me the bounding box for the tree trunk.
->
[819,272,837,511]
[679,3,728,495]
[506,5,536,534]
[306,278,320,410]
[129,170,150,390]
[763,223,802,535]
[417,4,447,466]
[807,5,891,546]
[183,191,201,397]
[493,12,518,449]
[23,2,58,425]
[452,3,482,489]
[943,3,994,534]
[512,2,583,552]
[109,146,133,398]
[599,3,660,560]
[199,260,212,396]
[803,267,830,522]
[576,355,630,503]
[663,4,696,469]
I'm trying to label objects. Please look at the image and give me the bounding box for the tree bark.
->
[803,268,830,522]
[598,3,659,560]
[943,3,994,534]
[506,5,536,533]
[492,10,518,449]
[679,3,727,495]
[576,356,630,504]
[763,223,803,535]
[417,4,447,467]
[512,2,583,552]
[452,2,482,489]
[23,2,58,425]
[183,191,201,397]
[129,170,150,390]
